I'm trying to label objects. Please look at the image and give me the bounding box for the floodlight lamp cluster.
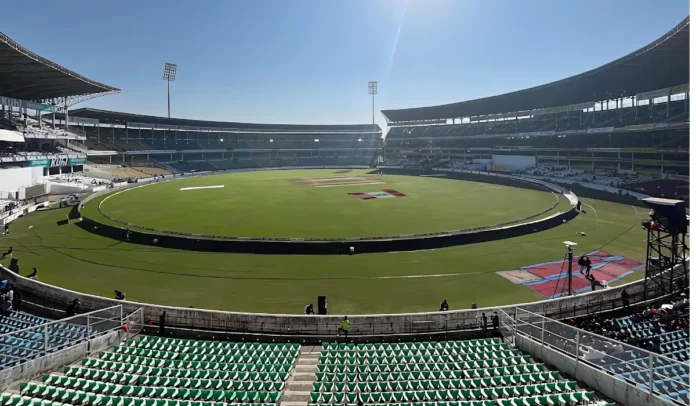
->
[368,81,378,95]
[163,63,178,81]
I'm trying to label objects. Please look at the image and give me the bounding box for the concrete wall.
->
[0,263,657,338]
[0,330,122,391]
[0,167,34,192]
[516,334,673,406]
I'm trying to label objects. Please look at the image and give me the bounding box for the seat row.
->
[321,340,500,351]
[312,383,578,399]
[117,345,297,357]
[3,393,277,406]
[136,337,299,352]
[20,384,281,403]
[65,367,289,382]
[321,345,509,357]
[318,351,520,365]
[101,352,296,365]
[312,377,567,393]
[307,391,607,406]
[85,357,294,372]
[315,372,558,385]
[317,357,533,373]
[43,376,285,392]
[317,365,547,383]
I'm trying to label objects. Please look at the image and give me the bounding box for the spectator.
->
[158,311,167,336]
[481,313,488,337]
[471,303,478,309]
[66,298,79,318]
[114,290,126,300]
[492,312,500,334]
[621,288,630,308]
[341,316,350,340]
[304,304,314,315]
[12,289,20,312]
[440,299,449,311]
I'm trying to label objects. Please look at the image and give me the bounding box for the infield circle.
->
[78,169,580,254]
[93,169,562,240]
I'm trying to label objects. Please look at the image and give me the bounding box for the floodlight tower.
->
[163,63,178,118]
[368,81,378,130]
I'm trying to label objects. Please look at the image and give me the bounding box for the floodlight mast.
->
[368,81,378,131]
[163,63,178,118]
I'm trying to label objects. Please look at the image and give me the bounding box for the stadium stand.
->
[2,336,299,405]
[310,339,615,406]
[0,310,96,369]
[62,109,381,172]
[380,17,690,192]
[569,295,690,363]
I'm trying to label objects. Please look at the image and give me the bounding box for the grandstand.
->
[380,17,690,199]
[53,109,382,172]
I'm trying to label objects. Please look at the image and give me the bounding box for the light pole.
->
[163,63,178,118]
[368,81,378,130]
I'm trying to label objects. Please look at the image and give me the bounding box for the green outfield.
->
[91,170,558,238]
[0,169,649,314]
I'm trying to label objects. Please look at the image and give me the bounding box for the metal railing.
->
[513,307,689,405]
[123,308,144,340]
[0,305,123,367]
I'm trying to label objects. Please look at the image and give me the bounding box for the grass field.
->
[92,170,558,238]
[0,169,649,314]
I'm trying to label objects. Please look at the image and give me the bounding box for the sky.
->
[2,0,689,134]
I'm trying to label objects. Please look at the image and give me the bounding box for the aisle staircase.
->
[280,346,320,406]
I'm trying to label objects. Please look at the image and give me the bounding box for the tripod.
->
[552,246,574,298]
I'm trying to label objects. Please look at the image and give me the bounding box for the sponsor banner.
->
[86,150,118,156]
[68,157,87,165]
[587,127,614,134]
[124,149,177,155]
[69,116,99,125]
[621,148,657,153]
[624,123,654,131]
[182,149,226,153]
[491,165,509,172]
[27,101,54,113]
[587,148,620,153]
[654,122,688,129]
[0,96,53,113]
[29,159,50,167]
[50,155,69,167]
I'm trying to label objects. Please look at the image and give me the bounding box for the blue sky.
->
[2,0,688,132]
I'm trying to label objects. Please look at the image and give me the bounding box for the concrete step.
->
[279,402,308,406]
[297,359,319,366]
[294,365,318,373]
[286,383,313,392]
[289,373,316,382]
[300,345,322,355]
[280,391,311,402]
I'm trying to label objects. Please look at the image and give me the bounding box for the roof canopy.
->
[382,17,690,123]
[63,108,382,132]
[0,32,119,101]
